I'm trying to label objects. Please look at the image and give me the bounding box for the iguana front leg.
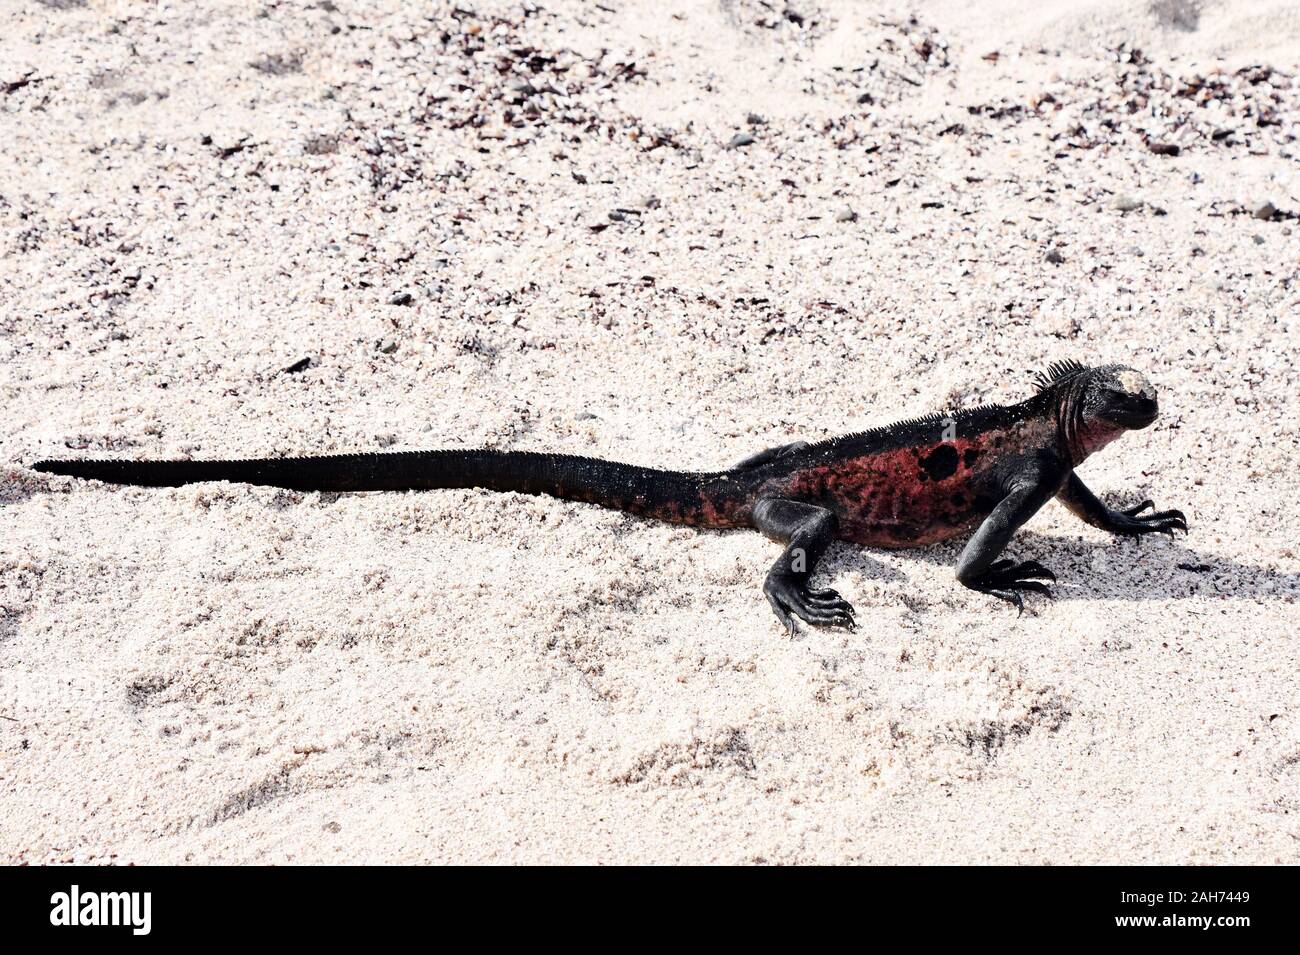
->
[1057,472,1187,539]
[752,498,855,633]
[956,474,1061,612]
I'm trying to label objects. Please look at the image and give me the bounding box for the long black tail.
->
[31,450,749,527]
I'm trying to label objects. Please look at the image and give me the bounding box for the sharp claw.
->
[1015,561,1056,582]
[988,589,1024,613]
[975,560,1055,611]
[767,591,795,633]
[1015,580,1053,597]
[785,595,857,631]
[806,591,846,610]
[767,575,861,632]
[1120,502,1188,540]
[805,608,842,626]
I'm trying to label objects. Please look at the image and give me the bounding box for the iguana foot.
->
[966,559,1055,614]
[762,572,856,633]
[1111,500,1188,539]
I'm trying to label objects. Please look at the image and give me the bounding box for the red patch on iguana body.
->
[773,435,995,547]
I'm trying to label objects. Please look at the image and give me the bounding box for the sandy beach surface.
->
[2,0,1298,864]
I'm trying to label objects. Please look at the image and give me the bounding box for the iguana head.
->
[1083,365,1159,430]
[1034,360,1159,463]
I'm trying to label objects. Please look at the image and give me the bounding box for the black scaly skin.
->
[32,361,1188,632]
[31,450,731,520]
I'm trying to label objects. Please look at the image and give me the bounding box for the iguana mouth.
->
[1107,392,1159,430]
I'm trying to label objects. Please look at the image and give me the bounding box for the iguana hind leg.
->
[752,497,855,633]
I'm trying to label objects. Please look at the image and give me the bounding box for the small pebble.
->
[1112,195,1142,212]
[1045,248,1066,264]
[389,291,413,306]
[834,206,857,223]
[1252,201,1277,221]
[727,132,755,149]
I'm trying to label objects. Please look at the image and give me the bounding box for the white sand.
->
[2,0,1298,864]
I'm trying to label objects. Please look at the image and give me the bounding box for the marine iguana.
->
[33,361,1186,631]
